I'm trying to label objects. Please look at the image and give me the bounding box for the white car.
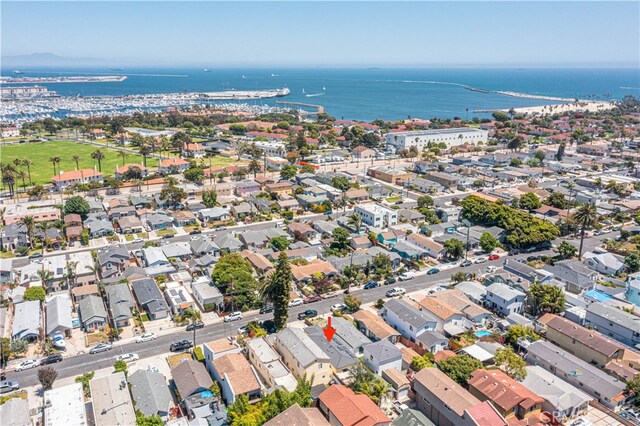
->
[392,400,409,413]
[321,292,338,299]
[15,359,39,372]
[135,332,157,343]
[116,353,139,363]
[570,419,592,426]
[224,311,243,322]
[386,288,406,297]
[330,303,347,312]
[288,298,304,307]
[147,365,161,374]
[398,272,415,281]
[474,257,487,264]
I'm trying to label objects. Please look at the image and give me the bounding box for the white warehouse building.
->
[385,128,488,151]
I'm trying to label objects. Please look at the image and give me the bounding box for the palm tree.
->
[593,177,602,191]
[138,144,151,167]
[37,268,54,291]
[349,212,363,233]
[37,221,51,252]
[49,156,61,176]
[19,215,36,249]
[65,261,78,288]
[118,150,127,166]
[248,159,261,178]
[573,203,598,260]
[605,180,618,192]
[91,150,105,172]
[16,170,27,190]
[21,159,33,186]
[72,155,81,170]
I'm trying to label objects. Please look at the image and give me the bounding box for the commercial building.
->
[354,204,398,228]
[385,128,488,151]
[367,166,413,185]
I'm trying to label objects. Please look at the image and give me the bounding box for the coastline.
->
[474,100,617,115]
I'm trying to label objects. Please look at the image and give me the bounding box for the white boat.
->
[302,88,305,94]
[305,92,324,97]
[51,332,66,350]
[242,75,246,79]
[203,68,210,72]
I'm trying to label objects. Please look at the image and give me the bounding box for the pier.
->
[275,101,324,116]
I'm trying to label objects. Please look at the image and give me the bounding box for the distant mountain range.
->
[2,52,112,67]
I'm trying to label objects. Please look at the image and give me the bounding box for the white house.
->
[380,299,437,342]
[362,339,403,375]
[484,282,525,316]
[584,252,625,275]
[354,204,398,228]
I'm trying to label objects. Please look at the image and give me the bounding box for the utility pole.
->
[463,219,471,262]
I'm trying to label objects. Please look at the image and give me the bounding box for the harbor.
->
[0,75,127,84]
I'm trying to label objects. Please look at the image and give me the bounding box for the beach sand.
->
[507,100,616,116]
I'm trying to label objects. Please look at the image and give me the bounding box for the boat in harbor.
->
[204,68,210,72]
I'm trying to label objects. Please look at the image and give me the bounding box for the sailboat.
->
[302,88,305,94]
[203,68,210,72]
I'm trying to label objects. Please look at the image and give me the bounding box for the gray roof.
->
[587,302,640,331]
[85,218,113,234]
[78,295,107,323]
[171,359,213,398]
[199,207,229,219]
[526,340,625,401]
[98,245,129,267]
[486,282,525,301]
[12,300,41,340]
[392,409,436,426]
[190,237,218,255]
[416,330,448,348]
[240,228,289,246]
[128,369,173,417]
[521,366,592,414]
[384,299,437,329]
[45,295,73,336]
[0,396,30,426]
[131,278,168,314]
[214,234,243,251]
[331,316,371,352]
[275,327,330,368]
[363,339,402,363]
[307,327,358,370]
[161,242,192,259]
[544,262,594,289]
[105,283,135,321]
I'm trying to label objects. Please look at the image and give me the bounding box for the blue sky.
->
[2,1,639,67]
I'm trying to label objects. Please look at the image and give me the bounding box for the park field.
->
[0,140,159,185]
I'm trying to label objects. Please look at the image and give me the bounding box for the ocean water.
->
[2,67,639,121]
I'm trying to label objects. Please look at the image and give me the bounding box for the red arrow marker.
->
[323,316,336,343]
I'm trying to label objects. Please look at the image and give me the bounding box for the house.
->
[287,222,317,242]
[521,366,592,422]
[114,163,149,179]
[412,368,507,426]
[352,310,401,343]
[433,289,493,326]
[584,251,626,275]
[455,281,488,305]
[45,294,73,338]
[265,181,293,196]
[203,338,243,368]
[503,259,554,286]
[306,328,359,373]
[417,297,470,336]
[43,383,88,426]
[142,212,173,231]
[584,302,640,347]
[143,247,170,267]
[191,281,223,311]
[355,204,398,228]
[367,166,413,185]
[172,210,197,227]
[467,369,544,423]
[12,300,41,341]
[416,330,449,354]
[117,216,144,234]
[0,397,30,426]
[183,143,205,158]
[484,283,525,316]
[105,283,135,328]
[85,217,114,238]
[264,403,330,426]
[317,385,391,426]
[543,260,596,294]
[198,207,230,223]
[158,157,190,174]
[131,277,169,320]
[78,295,108,331]
[406,234,445,259]
[52,169,103,190]
[270,327,332,386]
[2,204,61,225]
[0,259,13,285]
[423,172,460,190]
[538,313,625,368]
[90,372,136,426]
[235,180,261,197]
[0,125,20,138]
[189,236,219,257]
[351,145,376,160]
[0,223,29,251]
[291,259,338,283]
[88,128,107,139]
[172,359,214,400]
[381,299,437,342]
[363,339,402,375]
[214,234,243,252]
[525,340,629,411]
[164,281,194,314]
[344,187,369,203]
[128,369,173,420]
[97,245,130,278]
[246,337,297,392]
[71,284,100,302]
[211,353,262,404]
[392,409,435,426]
[162,242,192,260]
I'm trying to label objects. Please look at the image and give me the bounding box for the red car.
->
[304,295,321,304]
[488,254,500,261]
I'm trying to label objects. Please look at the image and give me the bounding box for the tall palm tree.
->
[21,159,33,186]
[19,215,36,249]
[248,159,261,178]
[72,155,81,170]
[49,156,61,176]
[37,268,54,291]
[65,261,78,287]
[573,203,598,260]
[91,150,105,172]
[138,144,151,167]
[37,221,51,252]
[593,177,602,191]
[118,150,127,166]
[349,212,363,233]
[605,180,618,192]
[16,170,27,190]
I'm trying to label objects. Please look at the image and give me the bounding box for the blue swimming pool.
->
[475,330,493,338]
[584,289,613,303]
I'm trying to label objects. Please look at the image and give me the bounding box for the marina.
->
[0,75,127,84]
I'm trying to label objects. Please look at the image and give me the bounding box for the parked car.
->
[224,311,243,322]
[259,305,274,314]
[330,304,347,312]
[288,298,304,307]
[488,254,500,261]
[39,354,63,365]
[135,332,157,343]
[162,234,174,239]
[258,319,276,334]
[304,295,321,304]
[486,265,497,273]
[186,320,204,331]
[189,229,202,235]
[384,277,397,285]
[569,419,592,426]
[460,260,473,267]
[392,400,409,413]
[508,249,521,256]
[0,381,19,394]
[170,340,193,352]
[90,343,113,354]
[321,291,339,299]
[28,253,42,259]
[116,353,139,363]
[15,359,39,372]
[474,257,487,264]
[132,238,143,243]
[297,309,318,320]
[386,288,406,297]
[426,268,440,275]
[237,326,249,335]
[524,246,537,253]
[364,281,378,290]
[398,272,415,281]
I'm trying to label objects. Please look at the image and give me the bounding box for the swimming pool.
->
[475,330,493,338]
[584,289,613,303]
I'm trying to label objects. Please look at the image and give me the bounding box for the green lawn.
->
[0,140,159,185]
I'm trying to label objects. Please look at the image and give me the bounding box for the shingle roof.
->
[128,369,172,417]
[213,353,261,396]
[171,359,213,398]
[540,313,624,357]
[384,299,436,329]
[46,295,73,335]
[78,295,107,323]
[413,368,481,416]
[275,327,329,368]
[363,339,402,363]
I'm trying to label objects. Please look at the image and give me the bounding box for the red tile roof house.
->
[182,143,206,158]
[88,128,107,139]
[158,158,190,175]
[114,132,131,145]
[317,385,391,426]
[114,163,149,179]
[351,145,376,160]
[52,169,104,190]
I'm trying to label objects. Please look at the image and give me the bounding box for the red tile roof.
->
[318,385,389,426]
[466,401,508,426]
[52,169,102,182]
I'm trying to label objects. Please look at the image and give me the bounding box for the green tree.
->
[371,253,392,279]
[300,164,316,174]
[329,227,350,253]
[479,232,497,253]
[64,196,91,218]
[437,355,484,385]
[556,241,577,260]
[19,215,37,249]
[625,253,640,273]
[261,251,292,331]
[451,271,468,284]
[417,195,434,209]
[37,366,58,390]
[269,236,290,251]
[545,193,569,209]
[280,164,298,180]
[136,412,164,426]
[184,167,204,183]
[627,374,640,396]
[411,353,434,371]
[505,324,540,347]
[519,192,542,211]
[160,183,187,207]
[248,159,261,178]
[444,238,465,260]
[75,371,95,397]
[344,295,362,312]
[114,359,128,376]
[348,362,388,405]
[90,150,105,172]
[493,346,527,380]
[527,282,565,316]
[348,213,362,233]
[573,203,598,259]
[331,176,351,192]
[24,286,46,301]
[492,111,509,122]
[555,142,566,161]
[202,189,217,207]
[211,253,258,311]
